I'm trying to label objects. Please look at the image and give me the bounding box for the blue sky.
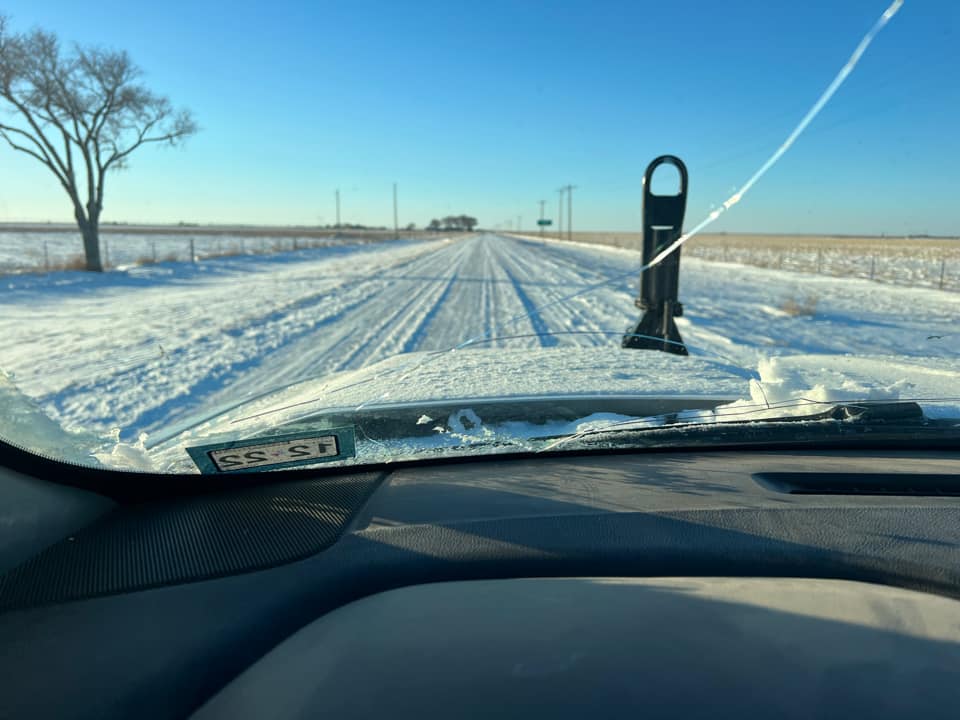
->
[0,0,957,234]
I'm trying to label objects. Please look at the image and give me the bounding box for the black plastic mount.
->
[622,155,689,355]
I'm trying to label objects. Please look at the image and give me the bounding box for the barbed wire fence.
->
[4,231,958,294]
[683,241,959,292]
[523,232,959,294]
[0,231,424,275]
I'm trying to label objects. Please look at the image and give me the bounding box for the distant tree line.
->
[327,223,388,230]
[426,215,478,232]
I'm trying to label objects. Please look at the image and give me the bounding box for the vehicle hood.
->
[138,348,960,473]
[7,348,957,473]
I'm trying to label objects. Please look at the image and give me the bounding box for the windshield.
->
[0,0,957,474]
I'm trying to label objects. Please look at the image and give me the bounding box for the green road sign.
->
[537,219,553,226]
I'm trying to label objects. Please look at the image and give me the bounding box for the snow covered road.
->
[2,232,958,440]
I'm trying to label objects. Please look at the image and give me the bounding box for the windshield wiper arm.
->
[546,401,960,452]
[706,401,925,426]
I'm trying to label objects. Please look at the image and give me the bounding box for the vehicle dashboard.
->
[1,448,959,718]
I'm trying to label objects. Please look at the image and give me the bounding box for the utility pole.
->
[335,189,341,228]
[556,188,564,241]
[393,182,398,238]
[538,200,546,238]
[560,184,577,242]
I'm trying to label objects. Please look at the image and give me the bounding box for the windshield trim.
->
[5,429,960,504]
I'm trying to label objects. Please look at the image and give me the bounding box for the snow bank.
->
[0,369,154,471]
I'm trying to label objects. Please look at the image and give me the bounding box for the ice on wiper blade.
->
[719,401,927,425]
[541,400,958,452]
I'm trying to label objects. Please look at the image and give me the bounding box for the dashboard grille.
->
[0,473,382,611]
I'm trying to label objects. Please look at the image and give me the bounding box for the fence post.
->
[778,252,784,269]
[151,240,157,262]
[816,249,823,274]
[43,241,50,272]
[190,238,196,263]
[104,238,110,268]
[869,255,876,280]
[939,258,946,290]
[240,237,245,254]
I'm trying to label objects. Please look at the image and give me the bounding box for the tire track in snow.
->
[327,238,477,371]
[498,263,558,348]
[8,240,454,436]
[177,237,481,416]
[484,237,630,346]
[215,246,444,339]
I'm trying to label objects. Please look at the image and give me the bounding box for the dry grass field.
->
[3,223,958,291]
[0,224,442,274]
[524,231,960,292]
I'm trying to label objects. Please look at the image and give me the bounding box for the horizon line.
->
[0,221,956,241]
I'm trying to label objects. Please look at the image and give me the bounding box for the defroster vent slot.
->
[755,472,960,496]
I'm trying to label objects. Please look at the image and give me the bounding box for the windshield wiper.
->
[710,401,925,425]
[545,402,960,452]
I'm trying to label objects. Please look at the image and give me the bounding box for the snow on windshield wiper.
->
[542,396,960,452]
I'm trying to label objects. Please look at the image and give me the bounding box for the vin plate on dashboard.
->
[186,428,356,474]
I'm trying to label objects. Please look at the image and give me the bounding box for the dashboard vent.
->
[0,472,382,612]
[755,472,960,496]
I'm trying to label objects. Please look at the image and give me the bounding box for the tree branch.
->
[60,125,75,182]
[0,122,66,184]
[0,121,51,157]
[0,127,77,205]
[2,93,73,181]
[103,115,162,169]
[0,129,49,165]
[85,88,115,144]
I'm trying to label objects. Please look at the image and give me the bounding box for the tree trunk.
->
[78,219,103,272]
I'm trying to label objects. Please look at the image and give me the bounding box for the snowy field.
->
[685,240,960,293]
[1,232,959,445]
[534,232,960,293]
[0,230,362,272]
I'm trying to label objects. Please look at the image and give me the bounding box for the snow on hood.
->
[148,347,753,446]
[4,349,959,474]
[714,354,960,422]
[141,348,960,472]
[0,369,153,471]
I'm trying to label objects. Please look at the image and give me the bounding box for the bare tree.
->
[0,16,197,270]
